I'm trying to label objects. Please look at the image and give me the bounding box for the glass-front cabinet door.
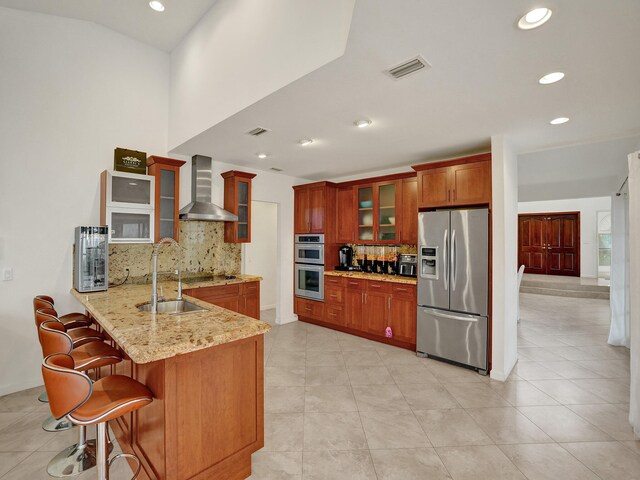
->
[358,186,374,242]
[376,182,398,243]
[222,170,257,243]
[146,156,186,243]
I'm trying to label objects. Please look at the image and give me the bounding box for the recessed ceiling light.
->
[257,153,268,159]
[539,72,565,85]
[299,139,314,146]
[354,119,371,128]
[149,1,165,12]
[550,117,569,125]
[518,7,552,30]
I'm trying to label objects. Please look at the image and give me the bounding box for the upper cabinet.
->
[400,177,418,244]
[100,170,155,244]
[356,180,401,244]
[222,170,257,243]
[413,153,491,209]
[336,186,356,243]
[147,156,186,242]
[294,183,332,234]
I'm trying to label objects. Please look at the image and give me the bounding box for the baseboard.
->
[489,356,518,382]
[0,378,43,397]
[260,304,276,311]
[276,314,298,325]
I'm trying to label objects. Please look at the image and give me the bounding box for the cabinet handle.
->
[453,189,456,201]
[349,282,359,286]
[330,294,338,299]
[364,293,368,304]
[328,312,337,317]
[371,284,380,288]
[395,287,408,292]
[448,190,450,202]
[305,306,312,311]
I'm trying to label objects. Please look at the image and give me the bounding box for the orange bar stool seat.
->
[36,308,104,347]
[43,354,153,480]
[34,295,93,329]
[39,320,123,477]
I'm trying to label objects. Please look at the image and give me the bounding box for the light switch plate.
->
[3,268,13,281]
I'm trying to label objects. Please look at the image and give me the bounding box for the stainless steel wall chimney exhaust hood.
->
[179,155,238,222]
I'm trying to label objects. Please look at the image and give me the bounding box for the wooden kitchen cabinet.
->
[389,284,417,344]
[296,275,417,350]
[400,177,418,244]
[183,281,260,319]
[335,186,356,243]
[356,180,402,244]
[222,170,257,243]
[293,182,326,233]
[147,156,186,242]
[449,161,491,206]
[294,297,324,321]
[413,153,491,209]
[344,288,364,330]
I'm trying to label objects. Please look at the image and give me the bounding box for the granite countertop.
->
[70,275,269,364]
[325,270,417,285]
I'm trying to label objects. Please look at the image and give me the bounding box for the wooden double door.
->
[518,213,580,277]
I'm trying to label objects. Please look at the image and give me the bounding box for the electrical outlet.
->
[3,268,13,281]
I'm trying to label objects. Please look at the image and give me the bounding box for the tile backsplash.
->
[108,221,241,285]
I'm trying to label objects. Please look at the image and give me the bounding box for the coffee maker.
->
[337,245,355,271]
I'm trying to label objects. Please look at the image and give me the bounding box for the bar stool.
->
[43,353,153,480]
[34,295,93,330]
[39,320,123,477]
[35,308,106,432]
[35,308,104,348]
[33,296,92,402]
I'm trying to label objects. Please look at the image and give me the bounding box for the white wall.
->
[169,0,355,150]
[491,135,519,382]
[242,201,278,310]
[518,196,611,278]
[0,8,170,395]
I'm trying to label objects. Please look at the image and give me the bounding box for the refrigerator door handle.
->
[420,308,480,323]
[451,229,457,289]
[443,228,449,291]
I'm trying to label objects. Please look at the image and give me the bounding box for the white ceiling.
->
[172,0,640,181]
[0,0,217,52]
[518,135,639,202]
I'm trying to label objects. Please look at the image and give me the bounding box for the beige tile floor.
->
[1,296,637,479]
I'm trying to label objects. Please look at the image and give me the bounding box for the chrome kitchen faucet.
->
[151,238,183,314]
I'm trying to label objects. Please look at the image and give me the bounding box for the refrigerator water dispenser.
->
[420,247,438,279]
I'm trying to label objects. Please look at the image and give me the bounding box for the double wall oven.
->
[295,234,324,301]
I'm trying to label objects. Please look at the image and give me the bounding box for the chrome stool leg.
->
[97,422,141,480]
[38,391,48,402]
[42,415,74,432]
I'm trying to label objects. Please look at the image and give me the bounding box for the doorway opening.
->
[242,200,278,324]
[518,212,580,277]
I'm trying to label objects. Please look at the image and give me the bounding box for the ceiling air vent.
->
[384,55,431,80]
[246,127,269,136]
[270,167,283,172]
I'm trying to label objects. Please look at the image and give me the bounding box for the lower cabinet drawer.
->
[324,275,345,287]
[325,286,344,304]
[324,306,344,326]
[344,278,365,290]
[296,297,324,320]
[391,284,416,299]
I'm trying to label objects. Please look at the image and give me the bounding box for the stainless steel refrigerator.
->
[416,209,489,373]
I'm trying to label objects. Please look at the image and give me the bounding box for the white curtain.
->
[608,193,630,346]
[627,150,640,438]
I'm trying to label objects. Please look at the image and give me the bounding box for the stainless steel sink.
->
[137,300,206,314]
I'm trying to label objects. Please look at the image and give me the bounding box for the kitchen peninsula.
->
[71,275,270,480]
